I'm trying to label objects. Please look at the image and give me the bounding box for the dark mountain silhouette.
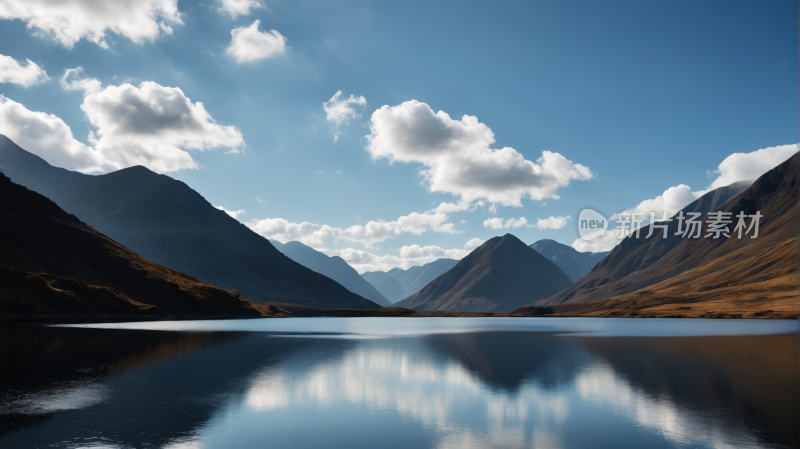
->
[395,234,573,312]
[520,157,796,318]
[362,258,458,303]
[0,135,87,193]
[270,240,391,306]
[0,172,261,316]
[529,239,607,283]
[0,136,379,309]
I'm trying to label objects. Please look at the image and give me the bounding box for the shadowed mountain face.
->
[529,239,607,283]
[0,135,87,193]
[0,173,260,316]
[0,136,379,309]
[373,276,407,302]
[362,258,458,303]
[46,167,379,309]
[528,156,796,316]
[395,234,573,312]
[270,240,391,306]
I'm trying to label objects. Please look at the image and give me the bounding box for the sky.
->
[0,0,797,272]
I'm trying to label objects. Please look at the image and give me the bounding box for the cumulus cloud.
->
[366,100,593,207]
[2,76,243,173]
[218,0,265,19]
[620,144,799,219]
[226,20,287,64]
[0,0,183,49]
[483,215,569,230]
[707,144,799,190]
[572,229,628,253]
[326,242,473,273]
[215,206,246,220]
[0,54,49,87]
[0,95,108,172]
[571,144,799,253]
[464,238,486,249]
[534,215,571,229]
[60,67,101,94]
[323,90,367,143]
[80,80,244,172]
[247,209,459,248]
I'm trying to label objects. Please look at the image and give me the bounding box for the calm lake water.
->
[1,317,798,449]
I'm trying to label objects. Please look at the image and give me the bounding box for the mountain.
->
[0,136,379,309]
[521,160,796,318]
[372,276,408,302]
[0,134,87,193]
[395,234,573,312]
[270,240,391,306]
[0,172,261,317]
[532,179,756,307]
[362,258,458,303]
[529,239,608,283]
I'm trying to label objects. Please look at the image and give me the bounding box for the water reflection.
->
[0,322,797,449]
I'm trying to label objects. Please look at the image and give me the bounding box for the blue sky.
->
[0,0,797,272]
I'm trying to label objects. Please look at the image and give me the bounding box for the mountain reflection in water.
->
[0,319,797,449]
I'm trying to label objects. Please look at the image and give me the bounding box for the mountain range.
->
[395,234,573,312]
[362,258,458,303]
[529,239,608,283]
[534,179,754,307]
[0,135,379,310]
[518,158,797,319]
[0,170,261,317]
[270,240,391,306]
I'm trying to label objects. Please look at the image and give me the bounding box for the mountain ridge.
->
[0,171,261,316]
[534,179,758,306]
[0,136,380,309]
[517,155,797,318]
[362,258,458,303]
[396,234,573,312]
[529,239,607,283]
[270,240,391,306]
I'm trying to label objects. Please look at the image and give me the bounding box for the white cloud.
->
[366,100,593,207]
[620,144,799,219]
[215,206,246,220]
[0,95,108,172]
[326,243,472,273]
[571,144,799,253]
[218,0,265,19]
[0,0,183,49]
[1,77,243,173]
[323,90,366,143]
[571,229,627,253]
[464,238,485,249]
[324,90,367,125]
[255,197,266,204]
[482,215,569,230]
[398,244,468,260]
[60,67,101,94]
[80,80,244,172]
[226,20,286,64]
[247,208,459,248]
[534,215,570,229]
[0,54,49,87]
[707,144,799,190]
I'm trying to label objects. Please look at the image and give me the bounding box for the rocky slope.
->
[518,155,797,319]
[0,173,261,317]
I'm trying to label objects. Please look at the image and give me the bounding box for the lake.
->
[1,317,798,448]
